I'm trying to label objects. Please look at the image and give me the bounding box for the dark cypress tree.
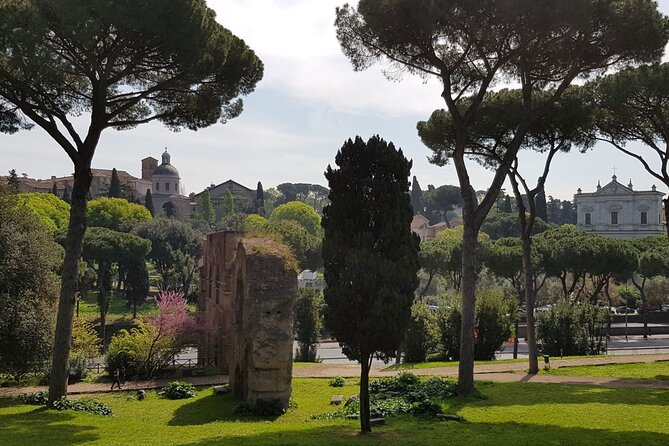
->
[51,182,58,197]
[502,195,513,213]
[410,175,423,214]
[7,169,20,192]
[62,185,71,203]
[144,189,155,217]
[109,168,121,198]
[535,187,548,223]
[256,181,265,214]
[322,135,420,433]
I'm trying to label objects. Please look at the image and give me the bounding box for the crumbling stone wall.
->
[199,232,297,409]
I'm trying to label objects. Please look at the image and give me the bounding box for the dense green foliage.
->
[294,288,324,362]
[87,198,152,232]
[16,193,70,232]
[322,135,420,432]
[0,193,62,379]
[133,218,202,297]
[159,381,197,400]
[270,201,322,237]
[404,303,439,363]
[68,319,101,382]
[536,300,608,356]
[437,289,512,361]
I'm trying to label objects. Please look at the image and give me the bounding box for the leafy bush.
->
[537,299,607,356]
[69,319,101,382]
[437,289,512,361]
[51,397,113,416]
[16,391,112,416]
[404,303,439,363]
[159,381,196,399]
[294,288,324,362]
[437,306,461,360]
[317,373,457,420]
[16,391,48,406]
[474,289,513,360]
[328,376,345,387]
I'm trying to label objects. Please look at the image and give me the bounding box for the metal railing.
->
[85,356,216,373]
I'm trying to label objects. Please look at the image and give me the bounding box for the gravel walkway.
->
[3,354,669,398]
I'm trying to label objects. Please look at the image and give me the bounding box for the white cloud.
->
[211,0,445,116]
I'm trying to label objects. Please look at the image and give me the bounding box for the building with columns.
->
[574,174,665,239]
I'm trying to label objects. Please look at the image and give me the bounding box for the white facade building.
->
[574,175,665,239]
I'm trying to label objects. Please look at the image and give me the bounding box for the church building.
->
[574,174,665,239]
[141,149,192,217]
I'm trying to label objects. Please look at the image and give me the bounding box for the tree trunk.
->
[48,164,92,404]
[359,355,372,433]
[458,224,478,396]
[521,231,539,374]
[512,319,519,359]
[664,198,669,242]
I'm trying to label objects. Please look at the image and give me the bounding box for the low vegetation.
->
[544,360,669,381]
[3,378,669,445]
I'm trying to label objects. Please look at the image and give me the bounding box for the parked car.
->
[615,306,637,314]
[662,304,669,312]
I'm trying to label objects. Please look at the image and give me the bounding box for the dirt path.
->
[3,354,669,398]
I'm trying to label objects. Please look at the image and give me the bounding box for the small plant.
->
[159,381,196,399]
[16,391,48,406]
[16,391,112,416]
[51,397,113,416]
[316,373,456,420]
[233,399,289,417]
[328,376,346,387]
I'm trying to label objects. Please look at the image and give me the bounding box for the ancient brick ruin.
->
[199,231,297,409]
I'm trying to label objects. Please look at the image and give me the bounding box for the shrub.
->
[328,376,346,387]
[69,319,101,382]
[106,322,181,379]
[16,391,112,416]
[16,391,48,406]
[294,288,324,362]
[437,289,512,361]
[404,302,439,363]
[536,299,607,356]
[317,373,457,420]
[51,397,113,416]
[437,306,461,360]
[474,289,513,360]
[159,381,196,399]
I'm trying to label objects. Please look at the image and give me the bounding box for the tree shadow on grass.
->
[169,394,281,426]
[171,418,669,446]
[0,403,99,446]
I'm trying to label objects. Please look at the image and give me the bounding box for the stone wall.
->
[199,231,297,409]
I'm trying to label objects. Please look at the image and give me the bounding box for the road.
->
[314,334,669,364]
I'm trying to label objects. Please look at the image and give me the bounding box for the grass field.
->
[2,378,669,445]
[384,358,527,371]
[77,291,158,323]
[545,360,669,380]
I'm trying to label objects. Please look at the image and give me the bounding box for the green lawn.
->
[384,358,527,370]
[2,378,669,445]
[544,360,669,380]
[78,291,158,323]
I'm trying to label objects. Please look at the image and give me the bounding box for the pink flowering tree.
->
[106,289,200,379]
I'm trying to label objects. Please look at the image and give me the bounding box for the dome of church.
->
[153,148,179,177]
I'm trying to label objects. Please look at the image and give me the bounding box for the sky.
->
[1,0,669,200]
